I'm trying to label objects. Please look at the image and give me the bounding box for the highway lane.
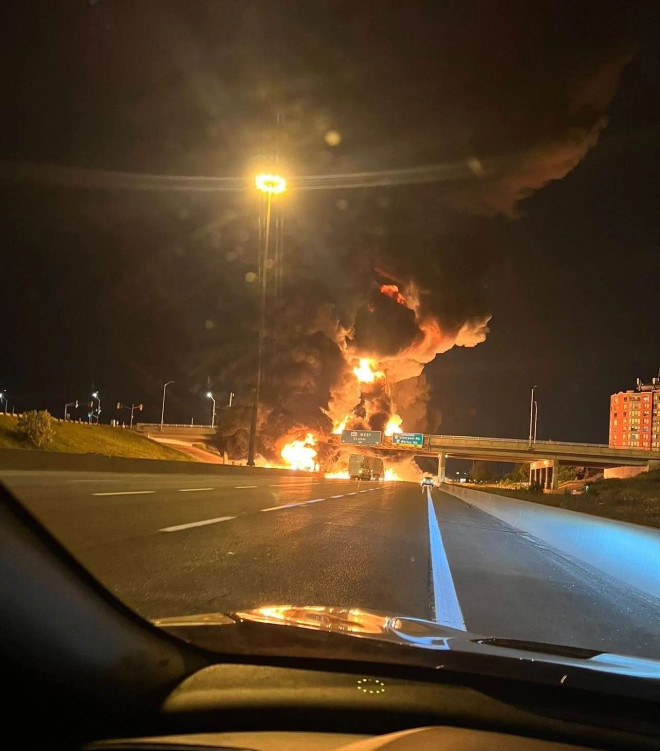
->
[2,468,660,659]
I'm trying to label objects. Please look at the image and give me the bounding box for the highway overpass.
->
[326,433,659,490]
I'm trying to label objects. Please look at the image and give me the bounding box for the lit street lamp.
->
[91,391,101,424]
[528,385,538,448]
[228,391,234,407]
[160,380,174,430]
[247,172,287,466]
[206,392,216,428]
[0,391,7,414]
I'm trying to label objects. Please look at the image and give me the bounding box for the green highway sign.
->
[341,429,382,446]
[392,432,424,448]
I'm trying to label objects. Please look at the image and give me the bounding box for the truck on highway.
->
[348,453,384,481]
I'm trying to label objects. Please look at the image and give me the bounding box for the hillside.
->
[0,415,194,462]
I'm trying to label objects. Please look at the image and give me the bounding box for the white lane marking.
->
[234,485,258,489]
[346,492,357,496]
[426,488,466,631]
[306,498,325,503]
[93,490,155,496]
[330,494,344,498]
[178,487,214,492]
[359,490,368,493]
[159,516,234,532]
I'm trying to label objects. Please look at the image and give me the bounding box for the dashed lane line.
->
[159,516,235,532]
[178,487,214,492]
[330,494,345,498]
[234,485,258,489]
[93,490,155,496]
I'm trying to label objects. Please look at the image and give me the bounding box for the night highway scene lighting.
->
[1,4,659,749]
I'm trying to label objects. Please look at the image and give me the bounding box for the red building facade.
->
[609,378,660,451]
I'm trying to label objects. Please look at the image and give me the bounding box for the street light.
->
[206,392,216,428]
[0,391,7,414]
[528,385,538,448]
[247,172,287,466]
[64,400,78,421]
[160,380,174,430]
[534,399,538,444]
[91,391,101,424]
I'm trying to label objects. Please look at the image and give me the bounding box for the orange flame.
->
[384,414,403,436]
[353,358,385,383]
[280,433,318,471]
[332,417,349,435]
[380,284,407,306]
[324,470,351,480]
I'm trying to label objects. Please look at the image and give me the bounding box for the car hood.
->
[153,605,660,700]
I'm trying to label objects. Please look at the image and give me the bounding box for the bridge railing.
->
[429,434,611,449]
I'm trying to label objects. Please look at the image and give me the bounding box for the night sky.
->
[2,1,658,446]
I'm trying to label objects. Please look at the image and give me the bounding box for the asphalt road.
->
[2,468,660,659]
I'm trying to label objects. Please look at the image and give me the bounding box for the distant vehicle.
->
[421,476,434,486]
[348,453,383,481]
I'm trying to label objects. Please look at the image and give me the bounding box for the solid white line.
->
[426,488,466,631]
[93,490,155,496]
[159,516,234,532]
[178,487,214,492]
[234,485,258,489]
[330,494,344,498]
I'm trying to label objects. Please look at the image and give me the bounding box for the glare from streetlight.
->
[255,173,287,194]
[206,392,213,398]
[92,391,99,398]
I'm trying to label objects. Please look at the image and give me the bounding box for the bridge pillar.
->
[549,459,558,490]
[437,452,446,484]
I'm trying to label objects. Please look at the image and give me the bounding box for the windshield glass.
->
[2,1,659,670]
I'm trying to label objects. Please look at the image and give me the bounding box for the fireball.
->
[353,358,385,383]
[384,414,403,436]
[280,433,318,472]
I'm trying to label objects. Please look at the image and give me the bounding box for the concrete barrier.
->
[441,484,660,600]
[0,448,317,479]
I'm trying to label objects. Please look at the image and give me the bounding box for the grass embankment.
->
[482,472,660,529]
[0,415,194,461]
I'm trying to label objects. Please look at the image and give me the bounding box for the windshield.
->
[2,1,659,672]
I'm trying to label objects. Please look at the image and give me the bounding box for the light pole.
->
[206,392,216,428]
[228,391,234,407]
[92,391,101,424]
[64,400,78,421]
[533,399,538,444]
[247,172,287,466]
[528,385,538,448]
[160,380,174,430]
[0,391,7,414]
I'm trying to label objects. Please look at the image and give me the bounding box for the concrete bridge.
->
[327,433,659,490]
